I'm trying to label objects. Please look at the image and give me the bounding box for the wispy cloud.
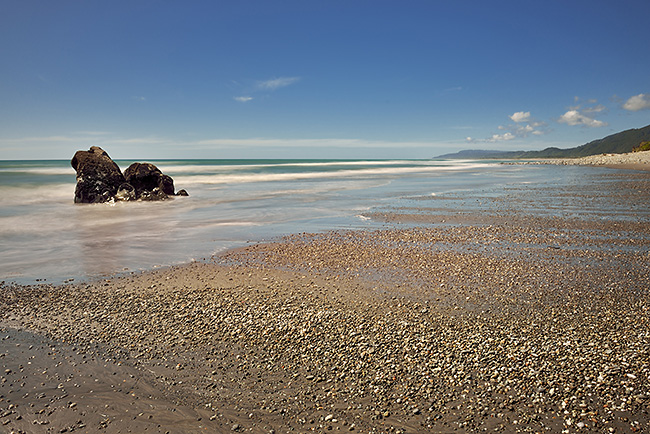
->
[132,96,146,102]
[231,76,301,103]
[623,93,650,111]
[1,134,165,147]
[8,135,77,143]
[256,76,301,91]
[195,137,439,149]
[582,104,606,114]
[450,125,474,130]
[75,131,110,136]
[110,137,167,145]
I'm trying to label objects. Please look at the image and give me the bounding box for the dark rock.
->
[176,189,189,197]
[71,148,187,202]
[70,146,126,203]
[124,163,175,198]
[115,183,136,202]
[159,174,175,196]
[139,187,169,201]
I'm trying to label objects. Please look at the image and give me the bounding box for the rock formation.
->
[124,162,175,199]
[71,146,127,204]
[70,147,187,203]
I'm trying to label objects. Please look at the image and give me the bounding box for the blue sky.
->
[1,0,649,160]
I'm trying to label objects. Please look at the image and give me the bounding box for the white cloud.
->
[558,98,608,127]
[473,111,548,143]
[234,96,253,103]
[256,76,300,91]
[519,124,534,134]
[488,132,515,142]
[510,111,531,123]
[558,109,607,127]
[623,93,650,111]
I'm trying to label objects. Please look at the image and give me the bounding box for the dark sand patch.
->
[0,328,217,433]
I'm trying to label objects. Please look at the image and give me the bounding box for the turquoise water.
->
[0,159,640,284]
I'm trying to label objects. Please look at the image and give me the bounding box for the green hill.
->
[437,124,650,159]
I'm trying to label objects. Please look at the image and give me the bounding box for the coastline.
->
[2,166,650,433]
[519,149,650,171]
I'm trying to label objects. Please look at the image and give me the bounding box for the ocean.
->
[0,158,642,284]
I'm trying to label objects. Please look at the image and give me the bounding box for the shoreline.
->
[2,167,650,433]
[515,149,650,171]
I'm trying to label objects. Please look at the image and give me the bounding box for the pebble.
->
[1,170,649,433]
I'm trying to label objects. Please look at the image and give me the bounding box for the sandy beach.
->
[1,160,649,433]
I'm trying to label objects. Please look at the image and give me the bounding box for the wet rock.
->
[115,183,136,202]
[70,148,187,202]
[70,146,126,203]
[138,187,169,201]
[124,163,175,198]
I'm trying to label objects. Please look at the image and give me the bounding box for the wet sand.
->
[1,168,650,434]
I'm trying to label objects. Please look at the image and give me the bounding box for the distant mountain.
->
[436,124,650,159]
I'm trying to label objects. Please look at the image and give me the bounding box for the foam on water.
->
[0,183,75,207]
[4,158,627,284]
[172,162,495,187]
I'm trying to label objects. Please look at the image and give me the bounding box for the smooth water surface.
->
[1,159,642,284]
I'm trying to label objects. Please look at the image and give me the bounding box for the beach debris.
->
[70,146,187,203]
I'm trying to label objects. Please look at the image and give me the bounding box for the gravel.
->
[1,167,649,433]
